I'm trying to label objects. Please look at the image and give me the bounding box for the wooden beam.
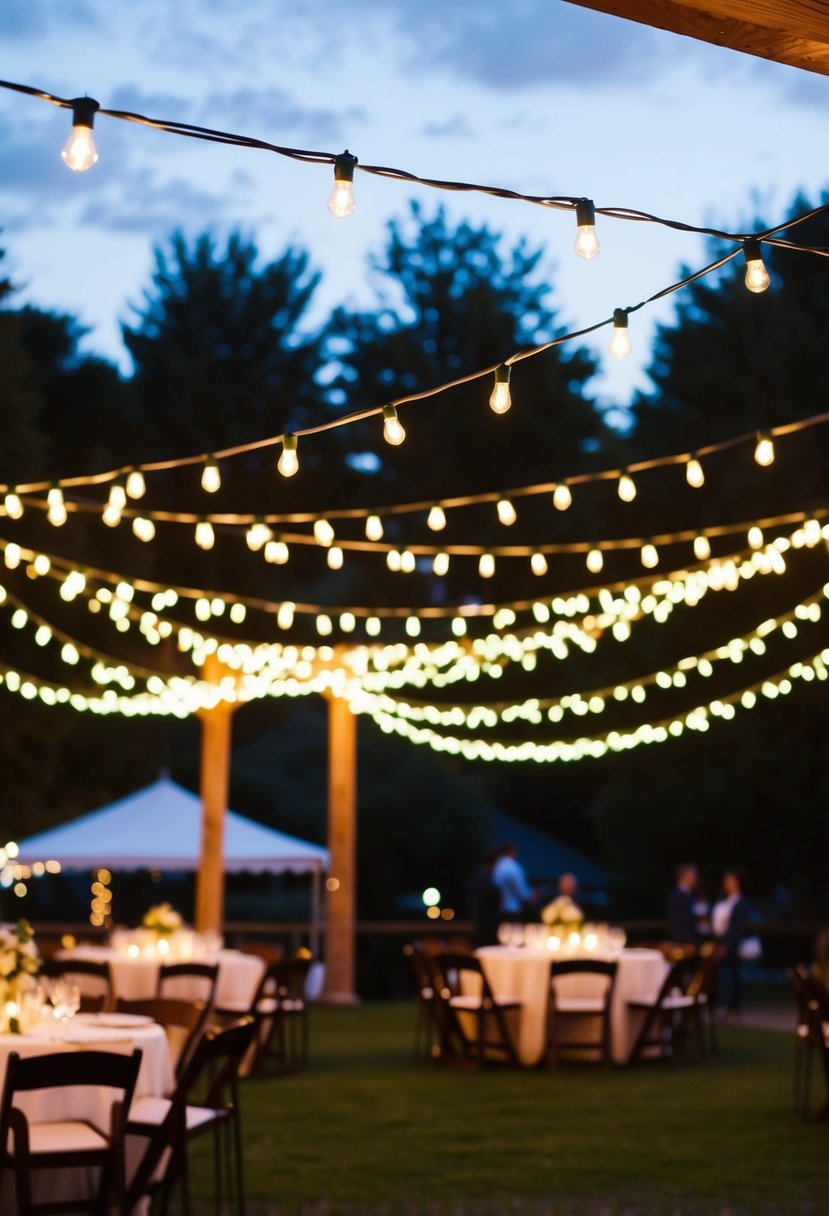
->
[562,0,829,76]
[322,690,360,1005]
[194,654,237,937]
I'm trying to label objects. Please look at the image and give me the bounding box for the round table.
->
[60,946,264,1008]
[477,945,668,1065]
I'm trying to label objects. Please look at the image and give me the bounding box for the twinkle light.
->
[108,480,127,512]
[365,515,384,541]
[195,519,215,550]
[694,535,712,561]
[400,550,416,573]
[641,543,659,569]
[609,309,631,359]
[314,519,335,547]
[327,546,344,570]
[201,457,221,493]
[61,97,99,172]
[754,431,775,467]
[387,550,402,573]
[586,548,603,574]
[276,602,295,630]
[278,434,299,478]
[428,506,447,531]
[685,457,705,488]
[327,150,357,218]
[743,239,771,294]
[489,364,512,415]
[382,404,406,446]
[264,538,289,564]
[246,520,272,552]
[4,488,23,520]
[617,471,637,503]
[497,498,517,526]
[530,553,548,576]
[125,470,146,499]
[552,484,572,511]
[47,487,67,527]
[132,517,156,543]
[748,526,764,550]
[574,198,601,260]
[479,553,495,578]
[433,552,450,577]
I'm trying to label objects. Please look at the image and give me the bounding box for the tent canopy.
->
[16,778,329,875]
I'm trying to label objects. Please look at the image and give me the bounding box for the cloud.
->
[77,171,231,234]
[106,86,194,121]
[419,115,475,140]
[0,0,99,40]
[200,88,366,145]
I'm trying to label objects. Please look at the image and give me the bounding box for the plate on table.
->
[83,1013,154,1029]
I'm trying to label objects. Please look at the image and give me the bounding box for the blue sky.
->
[1,0,828,412]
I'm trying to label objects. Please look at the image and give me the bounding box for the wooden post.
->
[322,690,359,1004]
[194,658,236,936]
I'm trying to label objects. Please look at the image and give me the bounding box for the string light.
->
[574,198,601,260]
[641,543,659,569]
[195,519,215,551]
[743,239,771,294]
[125,470,146,499]
[365,515,384,541]
[433,553,450,577]
[327,150,358,218]
[496,498,517,526]
[694,535,712,561]
[246,520,272,552]
[530,553,548,576]
[479,553,495,579]
[552,485,572,511]
[61,97,99,172]
[107,480,127,512]
[327,546,344,570]
[618,471,637,503]
[489,365,512,415]
[201,457,221,493]
[46,487,67,527]
[132,517,155,543]
[685,457,705,489]
[264,538,289,565]
[754,431,775,467]
[278,434,299,478]
[382,404,406,446]
[428,506,447,532]
[586,548,603,574]
[3,489,23,520]
[609,309,631,359]
[314,519,335,547]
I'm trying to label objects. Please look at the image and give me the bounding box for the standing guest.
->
[712,869,750,1017]
[492,843,534,923]
[667,862,700,944]
[558,872,580,900]
[466,849,501,947]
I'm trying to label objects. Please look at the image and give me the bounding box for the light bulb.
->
[132,517,156,542]
[574,198,601,260]
[743,240,770,294]
[278,434,299,477]
[618,472,637,502]
[327,150,357,218]
[125,469,146,499]
[609,309,631,359]
[366,616,381,637]
[277,602,295,630]
[552,484,572,511]
[489,364,512,414]
[4,489,23,520]
[61,99,99,172]
[433,552,450,576]
[382,404,406,446]
[202,458,221,493]
[748,526,764,550]
[195,520,215,550]
[108,481,127,512]
[365,514,384,541]
[694,535,712,561]
[496,498,517,526]
[401,550,416,573]
[314,518,335,547]
[428,506,446,531]
[530,553,548,576]
[327,545,344,570]
[47,487,67,527]
[102,504,122,528]
[641,543,659,569]
[265,538,290,564]
[586,548,603,573]
[387,550,402,573]
[754,432,775,467]
[246,520,272,551]
[478,553,495,578]
[686,457,705,488]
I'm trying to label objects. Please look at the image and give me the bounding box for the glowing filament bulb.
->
[202,457,221,493]
[61,98,99,172]
[387,550,402,573]
[108,480,127,512]
[400,550,416,573]
[694,535,711,561]
[489,364,512,414]
[531,552,548,576]
[641,543,659,569]
[496,498,517,526]
[747,526,764,550]
[4,489,23,520]
[314,518,335,547]
[609,309,631,359]
[277,602,295,630]
[574,198,601,260]
[195,519,215,550]
[47,487,67,527]
[125,469,146,499]
[365,515,383,541]
[586,548,603,574]
[327,150,357,218]
[743,239,770,294]
[552,484,572,511]
[433,552,450,577]
[327,545,344,570]
[102,504,122,528]
[382,404,406,446]
[685,457,705,488]
[617,471,637,502]
[478,553,495,578]
[246,520,272,551]
[132,517,155,542]
[428,506,446,531]
[754,431,775,467]
[278,434,299,478]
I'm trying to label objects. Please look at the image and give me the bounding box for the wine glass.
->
[497,923,512,947]
[49,979,81,1037]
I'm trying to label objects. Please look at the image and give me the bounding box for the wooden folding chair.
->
[627,958,699,1064]
[0,1047,142,1216]
[115,996,209,1079]
[156,961,219,1008]
[547,958,618,1067]
[788,964,829,1120]
[431,951,521,1069]
[403,943,441,1061]
[40,958,112,1014]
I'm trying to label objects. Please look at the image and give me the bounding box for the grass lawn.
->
[190,1002,826,1215]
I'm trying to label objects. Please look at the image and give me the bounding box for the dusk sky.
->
[1,1,828,416]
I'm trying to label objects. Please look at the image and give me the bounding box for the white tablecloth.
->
[59,946,264,1008]
[477,946,668,1065]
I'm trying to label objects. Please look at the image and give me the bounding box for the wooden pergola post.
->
[322,688,359,1004]
[194,657,237,935]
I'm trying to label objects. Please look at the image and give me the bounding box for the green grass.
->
[190,1003,827,1215]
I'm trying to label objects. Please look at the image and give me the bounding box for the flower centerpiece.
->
[0,919,40,1033]
[541,895,584,933]
[141,902,183,938]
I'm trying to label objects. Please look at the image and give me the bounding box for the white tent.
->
[16,777,328,947]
